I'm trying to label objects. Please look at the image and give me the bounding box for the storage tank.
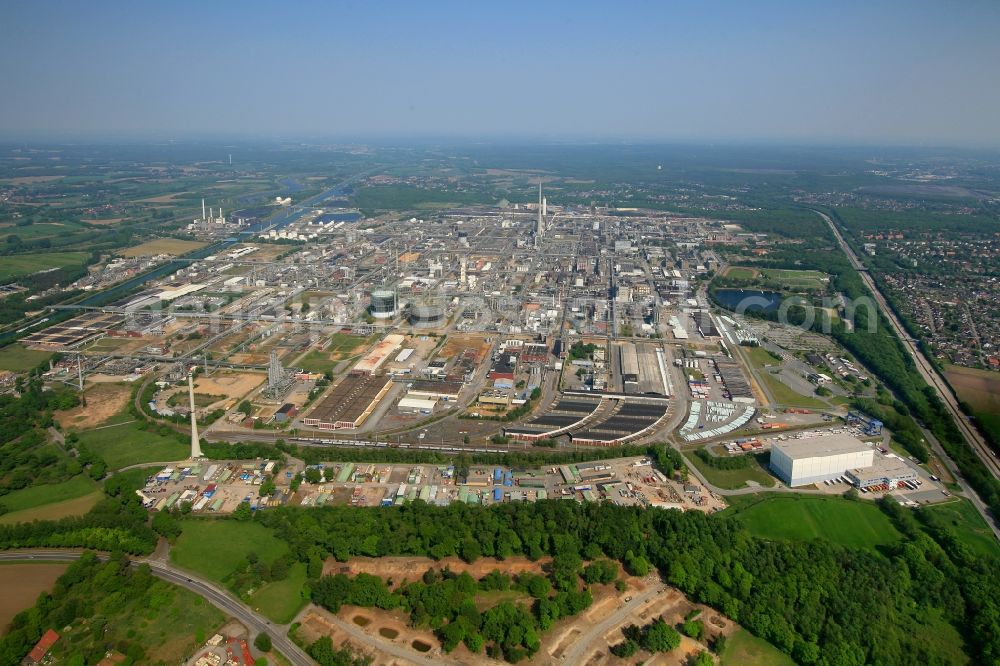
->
[409,303,445,328]
[370,289,398,319]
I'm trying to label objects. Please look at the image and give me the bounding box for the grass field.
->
[0,343,53,372]
[120,237,206,257]
[724,266,757,280]
[327,333,371,354]
[297,349,337,374]
[921,499,1000,558]
[76,420,187,470]
[247,562,308,623]
[721,629,794,666]
[758,268,828,290]
[171,519,289,583]
[758,371,828,409]
[724,494,902,551]
[685,451,776,489]
[0,251,90,281]
[742,345,782,370]
[0,475,100,516]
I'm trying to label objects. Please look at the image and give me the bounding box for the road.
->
[817,209,1000,479]
[0,549,314,666]
[558,582,667,664]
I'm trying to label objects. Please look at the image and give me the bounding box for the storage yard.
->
[137,456,726,516]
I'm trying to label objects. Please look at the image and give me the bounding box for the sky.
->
[2,0,999,145]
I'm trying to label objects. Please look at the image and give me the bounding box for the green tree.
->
[254,632,272,652]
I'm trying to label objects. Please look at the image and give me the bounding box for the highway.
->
[0,549,314,666]
[816,209,1000,481]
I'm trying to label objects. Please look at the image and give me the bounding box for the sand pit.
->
[56,382,131,430]
[0,563,68,631]
[323,555,548,585]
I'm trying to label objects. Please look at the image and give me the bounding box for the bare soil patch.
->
[120,238,206,257]
[438,333,491,363]
[136,192,189,203]
[56,382,131,430]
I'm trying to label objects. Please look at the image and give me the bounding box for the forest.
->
[251,495,1000,666]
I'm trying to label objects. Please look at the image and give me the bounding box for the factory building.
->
[770,434,873,487]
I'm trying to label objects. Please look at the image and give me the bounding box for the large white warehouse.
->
[770,434,873,487]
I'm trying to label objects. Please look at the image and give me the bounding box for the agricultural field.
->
[0,251,90,281]
[721,629,795,666]
[75,419,187,470]
[119,237,206,257]
[945,364,1000,448]
[0,343,53,372]
[171,519,289,583]
[724,494,902,551]
[0,476,101,523]
[0,562,68,631]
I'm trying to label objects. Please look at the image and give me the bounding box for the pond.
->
[714,288,783,314]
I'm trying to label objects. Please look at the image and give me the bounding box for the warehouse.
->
[406,379,463,401]
[397,396,437,414]
[770,434,873,487]
[302,374,393,429]
[617,342,668,395]
[352,334,405,375]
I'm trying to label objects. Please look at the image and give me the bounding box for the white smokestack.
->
[188,372,202,459]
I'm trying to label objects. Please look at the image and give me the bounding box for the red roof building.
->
[25,629,59,663]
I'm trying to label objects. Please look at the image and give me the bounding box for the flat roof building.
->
[770,434,873,487]
[846,455,918,490]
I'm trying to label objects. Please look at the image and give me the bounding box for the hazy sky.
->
[2,1,999,145]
